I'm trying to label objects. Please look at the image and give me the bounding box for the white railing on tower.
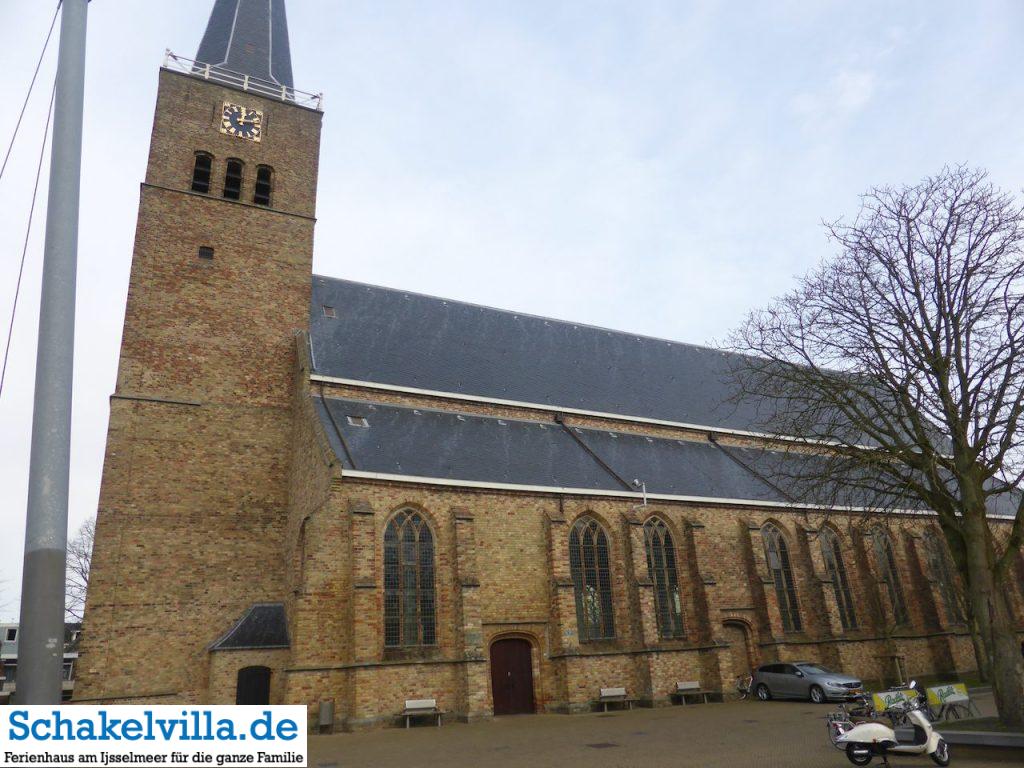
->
[162,50,323,111]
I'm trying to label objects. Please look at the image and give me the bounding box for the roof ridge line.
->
[311,273,739,356]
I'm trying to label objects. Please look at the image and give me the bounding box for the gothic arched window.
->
[819,527,857,631]
[569,517,615,641]
[383,509,436,648]
[924,529,964,624]
[253,165,273,206]
[869,527,909,625]
[191,152,212,193]
[223,158,244,200]
[762,523,802,632]
[643,518,685,639]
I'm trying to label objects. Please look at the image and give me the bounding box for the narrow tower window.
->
[762,523,802,632]
[869,527,909,625]
[383,509,436,648]
[819,527,857,630]
[191,152,212,193]
[568,516,616,641]
[223,159,244,200]
[643,518,685,639]
[253,165,273,206]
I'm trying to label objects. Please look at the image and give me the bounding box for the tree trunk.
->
[969,621,990,682]
[987,587,1024,727]
[963,516,1024,727]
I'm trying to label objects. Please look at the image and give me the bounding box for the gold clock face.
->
[220,102,263,142]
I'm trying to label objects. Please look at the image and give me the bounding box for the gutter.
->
[338,468,1019,519]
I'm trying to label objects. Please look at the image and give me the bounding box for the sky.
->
[1,0,1023,620]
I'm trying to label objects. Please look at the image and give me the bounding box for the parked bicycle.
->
[735,674,753,700]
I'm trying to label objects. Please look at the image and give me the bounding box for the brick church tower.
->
[75,0,322,702]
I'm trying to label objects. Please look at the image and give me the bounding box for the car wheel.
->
[930,738,950,766]
[756,683,772,701]
[810,685,826,704]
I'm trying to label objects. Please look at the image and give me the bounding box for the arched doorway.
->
[722,621,756,679]
[235,666,271,705]
[490,638,535,715]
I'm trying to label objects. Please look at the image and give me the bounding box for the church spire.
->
[195,0,294,89]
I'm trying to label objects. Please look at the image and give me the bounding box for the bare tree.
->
[65,517,95,622]
[729,167,1024,726]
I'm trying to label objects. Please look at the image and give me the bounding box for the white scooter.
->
[834,681,950,766]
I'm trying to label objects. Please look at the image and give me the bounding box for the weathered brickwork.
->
[77,65,1024,733]
[209,649,290,704]
[273,469,1023,729]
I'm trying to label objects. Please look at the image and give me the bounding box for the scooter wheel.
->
[930,738,950,766]
[845,743,873,766]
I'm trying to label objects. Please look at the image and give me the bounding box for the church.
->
[76,0,1024,729]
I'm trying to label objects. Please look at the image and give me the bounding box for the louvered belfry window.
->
[643,518,685,639]
[191,152,212,193]
[383,509,436,648]
[253,165,273,206]
[569,517,616,641]
[924,529,965,624]
[761,523,802,632]
[870,527,909,625]
[819,527,857,631]
[223,159,244,200]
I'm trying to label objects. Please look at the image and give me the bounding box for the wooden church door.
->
[490,638,535,715]
[235,666,271,705]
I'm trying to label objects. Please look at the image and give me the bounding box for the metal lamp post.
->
[18,0,88,705]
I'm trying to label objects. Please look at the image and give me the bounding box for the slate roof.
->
[314,395,846,507]
[196,0,294,88]
[210,604,289,650]
[308,278,1018,516]
[309,277,781,434]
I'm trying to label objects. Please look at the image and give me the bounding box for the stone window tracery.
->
[819,527,857,630]
[869,527,909,625]
[762,522,802,632]
[569,516,616,641]
[384,509,436,647]
[924,529,964,624]
[643,517,685,639]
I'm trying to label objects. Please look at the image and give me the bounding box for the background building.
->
[1,622,81,703]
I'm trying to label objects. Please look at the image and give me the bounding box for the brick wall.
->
[279,473,1020,729]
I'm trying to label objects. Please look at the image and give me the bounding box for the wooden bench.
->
[671,680,716,705]
[400,698,443,728]
[598,686,637,712]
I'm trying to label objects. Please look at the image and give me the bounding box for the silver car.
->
[752,661,864,704]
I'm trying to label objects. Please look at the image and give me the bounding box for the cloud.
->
[792,68,876,127]
[833,69,876,113]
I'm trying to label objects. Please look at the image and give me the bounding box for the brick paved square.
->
[309,693,1017,768]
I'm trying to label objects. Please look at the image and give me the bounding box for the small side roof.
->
[316,395,819,506]
[210,603,289,651]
